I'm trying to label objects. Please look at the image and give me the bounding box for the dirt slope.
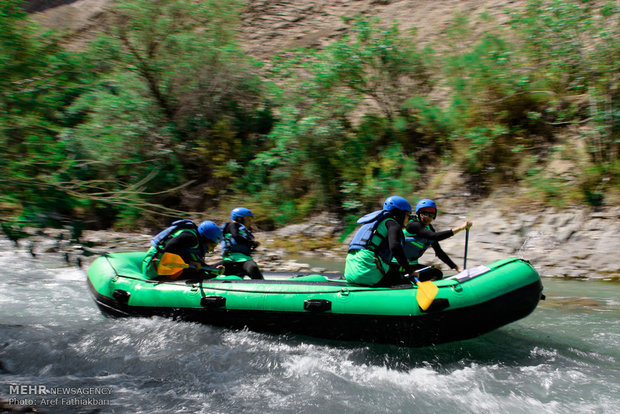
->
[240,0,520,60]
[31,0,524,57]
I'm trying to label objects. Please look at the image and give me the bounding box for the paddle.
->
[464,228,470,269]
[409,267,439,311]
[412,277,438,311]
[157,252,199,276]
[157,253,224,278]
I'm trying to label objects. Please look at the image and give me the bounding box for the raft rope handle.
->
[102,254,362,293]
[105,270,428,295]
[102,254,442,295]
[185,283,417,296]
[107,271,418,296]
[100,255,530,297]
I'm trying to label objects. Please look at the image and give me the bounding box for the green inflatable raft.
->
[87,252,544,347]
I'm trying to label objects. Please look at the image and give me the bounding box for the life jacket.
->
[150,219,208,261]
[348,210,396,263]
[151,219,197,249]
[221,222,254,256]
[402,219,434,263]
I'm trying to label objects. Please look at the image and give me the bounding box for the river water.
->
[1,238,618,413]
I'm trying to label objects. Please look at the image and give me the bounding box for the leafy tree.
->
[439,13,547,193]
[246,17,437,223]
[508,0,619,192]
[440,1,618,199]
[56,0,271,222]
[3,0,618,233]
[0,0,96,228]
[86,0,271,205]
[1,0,273,229]
[326,18,434,121]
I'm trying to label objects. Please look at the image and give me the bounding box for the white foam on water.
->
[1,248,619,414]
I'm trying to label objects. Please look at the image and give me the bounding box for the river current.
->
[1,238,618,413]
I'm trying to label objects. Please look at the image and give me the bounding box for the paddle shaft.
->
[464,228,469,269]
[415,266,433,275]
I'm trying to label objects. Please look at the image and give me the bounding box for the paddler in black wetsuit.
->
[218,207,264,279]
[400,199,472,281]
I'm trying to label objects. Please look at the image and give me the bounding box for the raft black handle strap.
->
[304,299,332,312]
[200,295,226,309]
[420,298,449,313]
[113,289,131,304]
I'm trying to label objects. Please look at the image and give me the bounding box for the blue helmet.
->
[197,221,222,243]
[231,207,253,221]
[415,199,437,216]
[383,196,412,213]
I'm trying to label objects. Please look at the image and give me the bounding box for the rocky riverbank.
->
[6,200,619,280]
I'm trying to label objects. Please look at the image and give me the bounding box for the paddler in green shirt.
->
[344,196,414,286]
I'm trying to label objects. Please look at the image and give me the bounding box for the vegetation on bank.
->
[1,0,618,237]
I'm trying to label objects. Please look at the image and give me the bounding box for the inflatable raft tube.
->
[87,252,544,347]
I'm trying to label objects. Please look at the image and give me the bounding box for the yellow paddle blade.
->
[157,253,190,276]
[415,280,439,311]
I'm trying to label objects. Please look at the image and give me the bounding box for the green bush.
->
[2,0,618,231]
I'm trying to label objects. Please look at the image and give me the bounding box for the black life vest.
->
[221,222,255,256]
[402,219,434,263]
